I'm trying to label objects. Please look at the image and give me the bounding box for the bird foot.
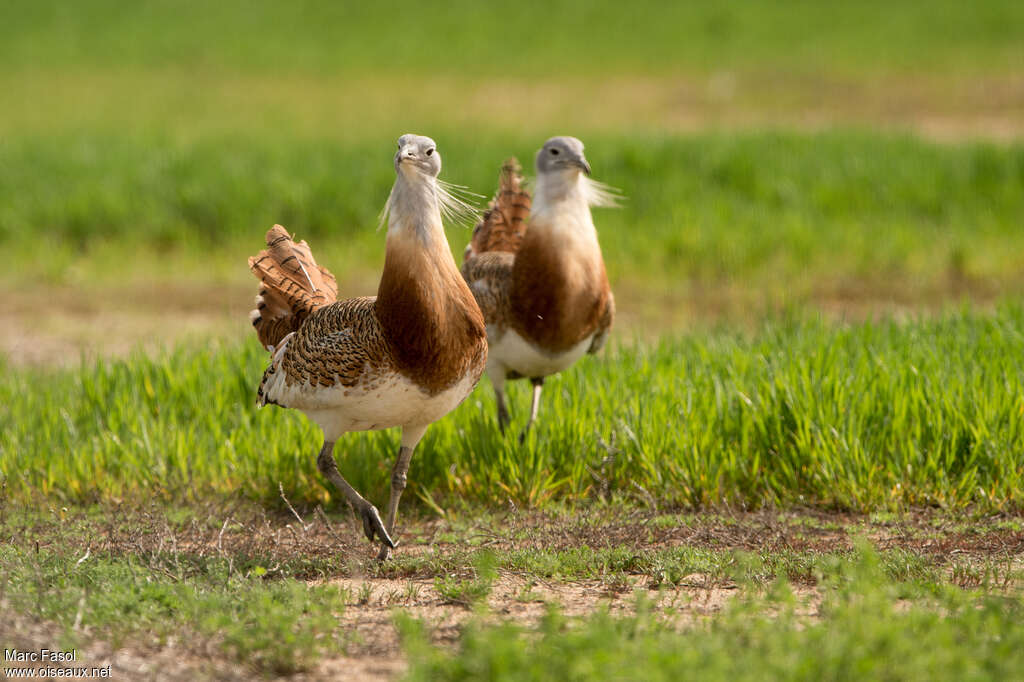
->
[360,505,395,548]
[518,428,530,445]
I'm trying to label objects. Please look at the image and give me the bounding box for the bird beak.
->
[399,145,417,163]
[573,157,592,176]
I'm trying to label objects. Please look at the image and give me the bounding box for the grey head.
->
[535,136,591,176]
[394,134,441,178]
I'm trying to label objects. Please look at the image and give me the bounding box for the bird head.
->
[535,136,591,177]
[382,134,478,233]
[394,134,441,179]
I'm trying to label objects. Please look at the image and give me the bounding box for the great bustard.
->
[249,134,487,560]
[461,137,617,441]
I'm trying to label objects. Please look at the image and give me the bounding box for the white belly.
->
[487,328,593,379]
[271,369,477,441]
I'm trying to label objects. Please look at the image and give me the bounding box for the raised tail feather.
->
[463,159,531,262]
[248,225,338,351]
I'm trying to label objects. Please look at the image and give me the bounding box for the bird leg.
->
[519,377,545,444]
[376,425,426,561]
[376,445,414,561]
[492,373,511,433]
[316,441,394,549]
[496,391,511,434]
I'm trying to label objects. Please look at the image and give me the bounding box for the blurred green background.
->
[1,0,1022,362]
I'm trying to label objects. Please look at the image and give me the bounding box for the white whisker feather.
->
[435,179,482,227]
[580,176,624,208]
[378,175,481,232]
[377,183,396,232]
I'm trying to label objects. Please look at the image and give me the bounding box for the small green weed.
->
[435,551,498,607]
[0,546,346,674]
[399,547,1024,681]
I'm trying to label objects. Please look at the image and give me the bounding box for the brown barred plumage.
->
[460,251,515,332]
[248,225,338,350]
[255,297,391,408]
[463,159,531,262]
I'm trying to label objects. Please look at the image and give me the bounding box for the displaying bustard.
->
[249,134,487,560]
[461,137,617,441]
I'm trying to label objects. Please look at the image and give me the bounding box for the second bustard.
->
[461,137,617,440]
[249,134,488,560]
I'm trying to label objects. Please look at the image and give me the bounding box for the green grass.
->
[378,545,963,593]
[6,0,1023,76]
[4,132,1024,309]
[4,304,1024,512]
[3,3,1022,319]
[399,547,1024,682]
[4,2,1023,676]
[0,546,348,674]
[5,1,1019,143]
[434,550,499,607]
[2,2,1020,298]
[3,506,1021,676]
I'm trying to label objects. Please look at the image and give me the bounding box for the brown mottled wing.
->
[588,291,614,354]
[257,297,393,408]
[248,225,339,350]
[460,251,514,332]
[462,159,531,262]
[280,297,390,390]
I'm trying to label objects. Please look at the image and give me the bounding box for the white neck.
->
[533,170,586,216]
[530,170,599,247]
[386,173,445,247]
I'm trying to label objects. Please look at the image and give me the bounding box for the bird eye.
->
[426,148,434,156]
[550,148,559,155]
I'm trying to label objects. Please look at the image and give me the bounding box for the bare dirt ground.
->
[3,503,1022,680]
[3,273,1017,366]
[0,281,253,365]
